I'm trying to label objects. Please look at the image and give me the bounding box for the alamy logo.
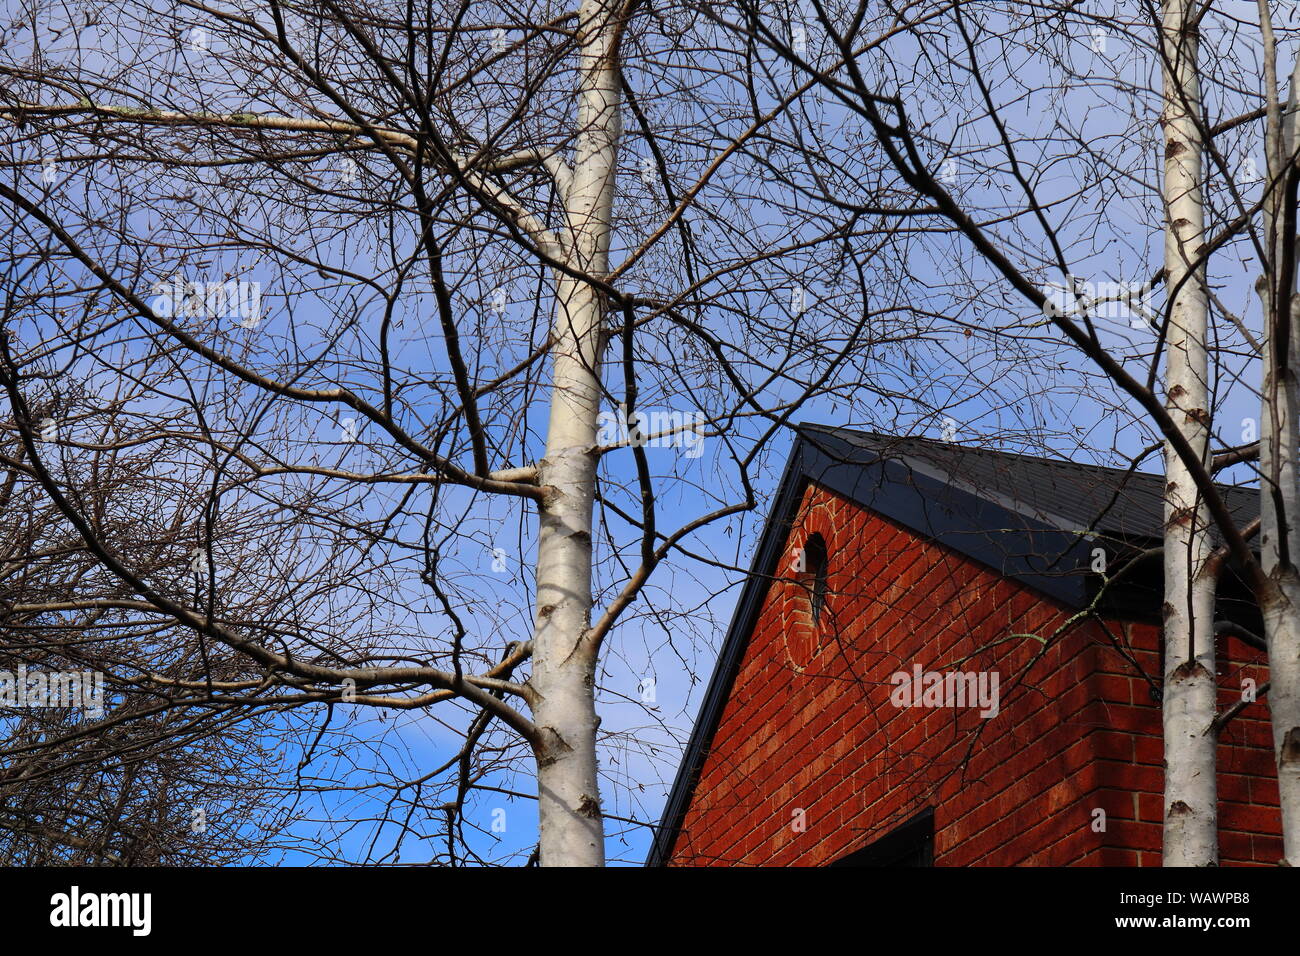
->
[596,404,705,458]
[50,886,151,936]
[0,667,103,718]
[1039,275,1156,329]
[150,274,263,328]
[889,664,1000,718]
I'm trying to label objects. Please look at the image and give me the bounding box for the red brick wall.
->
[666,481,1281,866]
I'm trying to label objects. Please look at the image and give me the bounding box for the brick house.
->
[648,426,1282,866]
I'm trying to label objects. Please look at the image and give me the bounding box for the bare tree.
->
[0,0,1067,864]
[1254,0,1300,863]
[1158,0,1217,866]
[0,377,289,864]
[725,0,1297,864]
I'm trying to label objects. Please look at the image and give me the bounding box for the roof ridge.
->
[799,422,1164,481]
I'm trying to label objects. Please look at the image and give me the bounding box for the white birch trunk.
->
[1257,40,1300,868]
[1159,0,1218,866]
[1258,296,1300,869]
[529,0,622,866]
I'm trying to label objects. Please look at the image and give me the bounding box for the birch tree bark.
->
[1256,4,1300,865]
[1158,0,1218,867]
[529,0,622,867]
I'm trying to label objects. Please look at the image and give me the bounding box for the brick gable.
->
[665,482,1281,866]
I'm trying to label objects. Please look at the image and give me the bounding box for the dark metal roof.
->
[808,425,1260,544]
[645,424,1262,867]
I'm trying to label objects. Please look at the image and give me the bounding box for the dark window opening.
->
[830,808,935,867]
[799,532,829,624]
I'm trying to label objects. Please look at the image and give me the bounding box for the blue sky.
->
[2,0,1289,865]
